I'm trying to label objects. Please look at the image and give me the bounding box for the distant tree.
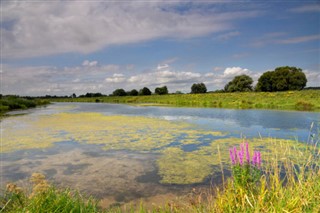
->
[71,93,77,98]
[224,74,253,92]
[191,83,207,94]
[84,92,103,97]
[139,87,152,96]
[155,86,168,95]
[112,88,127,96]
[256,66,307,92]
[128,89,138,96]
[175,91,183,94]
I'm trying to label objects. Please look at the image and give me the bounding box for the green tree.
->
[112,88,127,96]
[128,89,138,96]
[139,87,152,96]
[224,75,253,92]
[155,86,168,95]
[191,83,207,94]
[256,66,307,92]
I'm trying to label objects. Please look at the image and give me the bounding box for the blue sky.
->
[1,0,319,96]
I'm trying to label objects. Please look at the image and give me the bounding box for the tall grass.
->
[51,90,320,112]
[1,136,319,212]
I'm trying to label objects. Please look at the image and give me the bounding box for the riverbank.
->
[0,96,50,116]
[50,90,320,112]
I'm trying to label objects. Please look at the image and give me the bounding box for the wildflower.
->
[245,142,250,163]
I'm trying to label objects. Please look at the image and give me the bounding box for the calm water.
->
[1,103,319,207]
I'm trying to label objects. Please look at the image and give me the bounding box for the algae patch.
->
[1,112,226,154]
[2,112,312,185]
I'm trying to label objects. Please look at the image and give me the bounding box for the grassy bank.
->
[52,90,320,111]
[1,137,319,212]
[0,96,50,115]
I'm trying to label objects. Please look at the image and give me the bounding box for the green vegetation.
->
[224,74,253,92]
[191,83,207,94]
[139,87,152,96]
[2,137,319,212]
[0,95,49,115]
[256,66,307,92]
[155,86,169,95]
[52,90,320,111]
[112,88,127,96]
[1,173,99,212]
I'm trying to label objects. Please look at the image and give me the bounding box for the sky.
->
[1,0,319,96]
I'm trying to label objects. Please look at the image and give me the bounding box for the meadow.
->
[52,90,320,111]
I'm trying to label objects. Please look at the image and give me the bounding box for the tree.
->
[224,74,253,92]
[191,83,207,94]
[128,89,138,96]
[139,87,152,96]
[256,66,307,92]
[155,86,168,95]
[112,88,127,96]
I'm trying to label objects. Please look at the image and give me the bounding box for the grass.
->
[50,90,320,111]
[1,135,319,212]
[0,96,50,115]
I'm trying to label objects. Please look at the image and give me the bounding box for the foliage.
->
[224,74,253,92]
[112,88,127,96]
[155,86,169,95]
[79,92,103,98]
[256,66,307,92]
[191,83,207,94]
[128,89,138,96]
[139,87,152,96]
[0,95,49,114]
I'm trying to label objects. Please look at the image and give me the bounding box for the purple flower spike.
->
[245,142,250,164]
[238,150,244,166]
[257,151,261,168]
[233,147,238,164]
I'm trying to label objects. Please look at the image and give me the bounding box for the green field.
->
[52,90,320,111]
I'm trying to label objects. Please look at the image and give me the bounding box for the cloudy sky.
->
[1,0,319,96]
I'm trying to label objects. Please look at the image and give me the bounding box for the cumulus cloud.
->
[105,73,126,83]
[223,67,250,77]
[305,70,320,87]
[2,1,259,58]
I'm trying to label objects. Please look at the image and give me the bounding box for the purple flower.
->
[245,142,250,164]
[233,147,238,163]
[229,148,236,165]
[238,149,244,166]
[252,151,261,168]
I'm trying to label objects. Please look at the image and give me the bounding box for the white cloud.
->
[289,4,320,13]
[105,73,126,83]
[82,60,98,67]
[277,35,320,44]
[304,70,320,87]
[216,31,240,41]
[2,1,259,58]
[223,67,250,77]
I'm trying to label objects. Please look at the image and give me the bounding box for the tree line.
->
[109,66,308,96]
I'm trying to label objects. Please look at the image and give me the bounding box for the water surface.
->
[1,102,319,207]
